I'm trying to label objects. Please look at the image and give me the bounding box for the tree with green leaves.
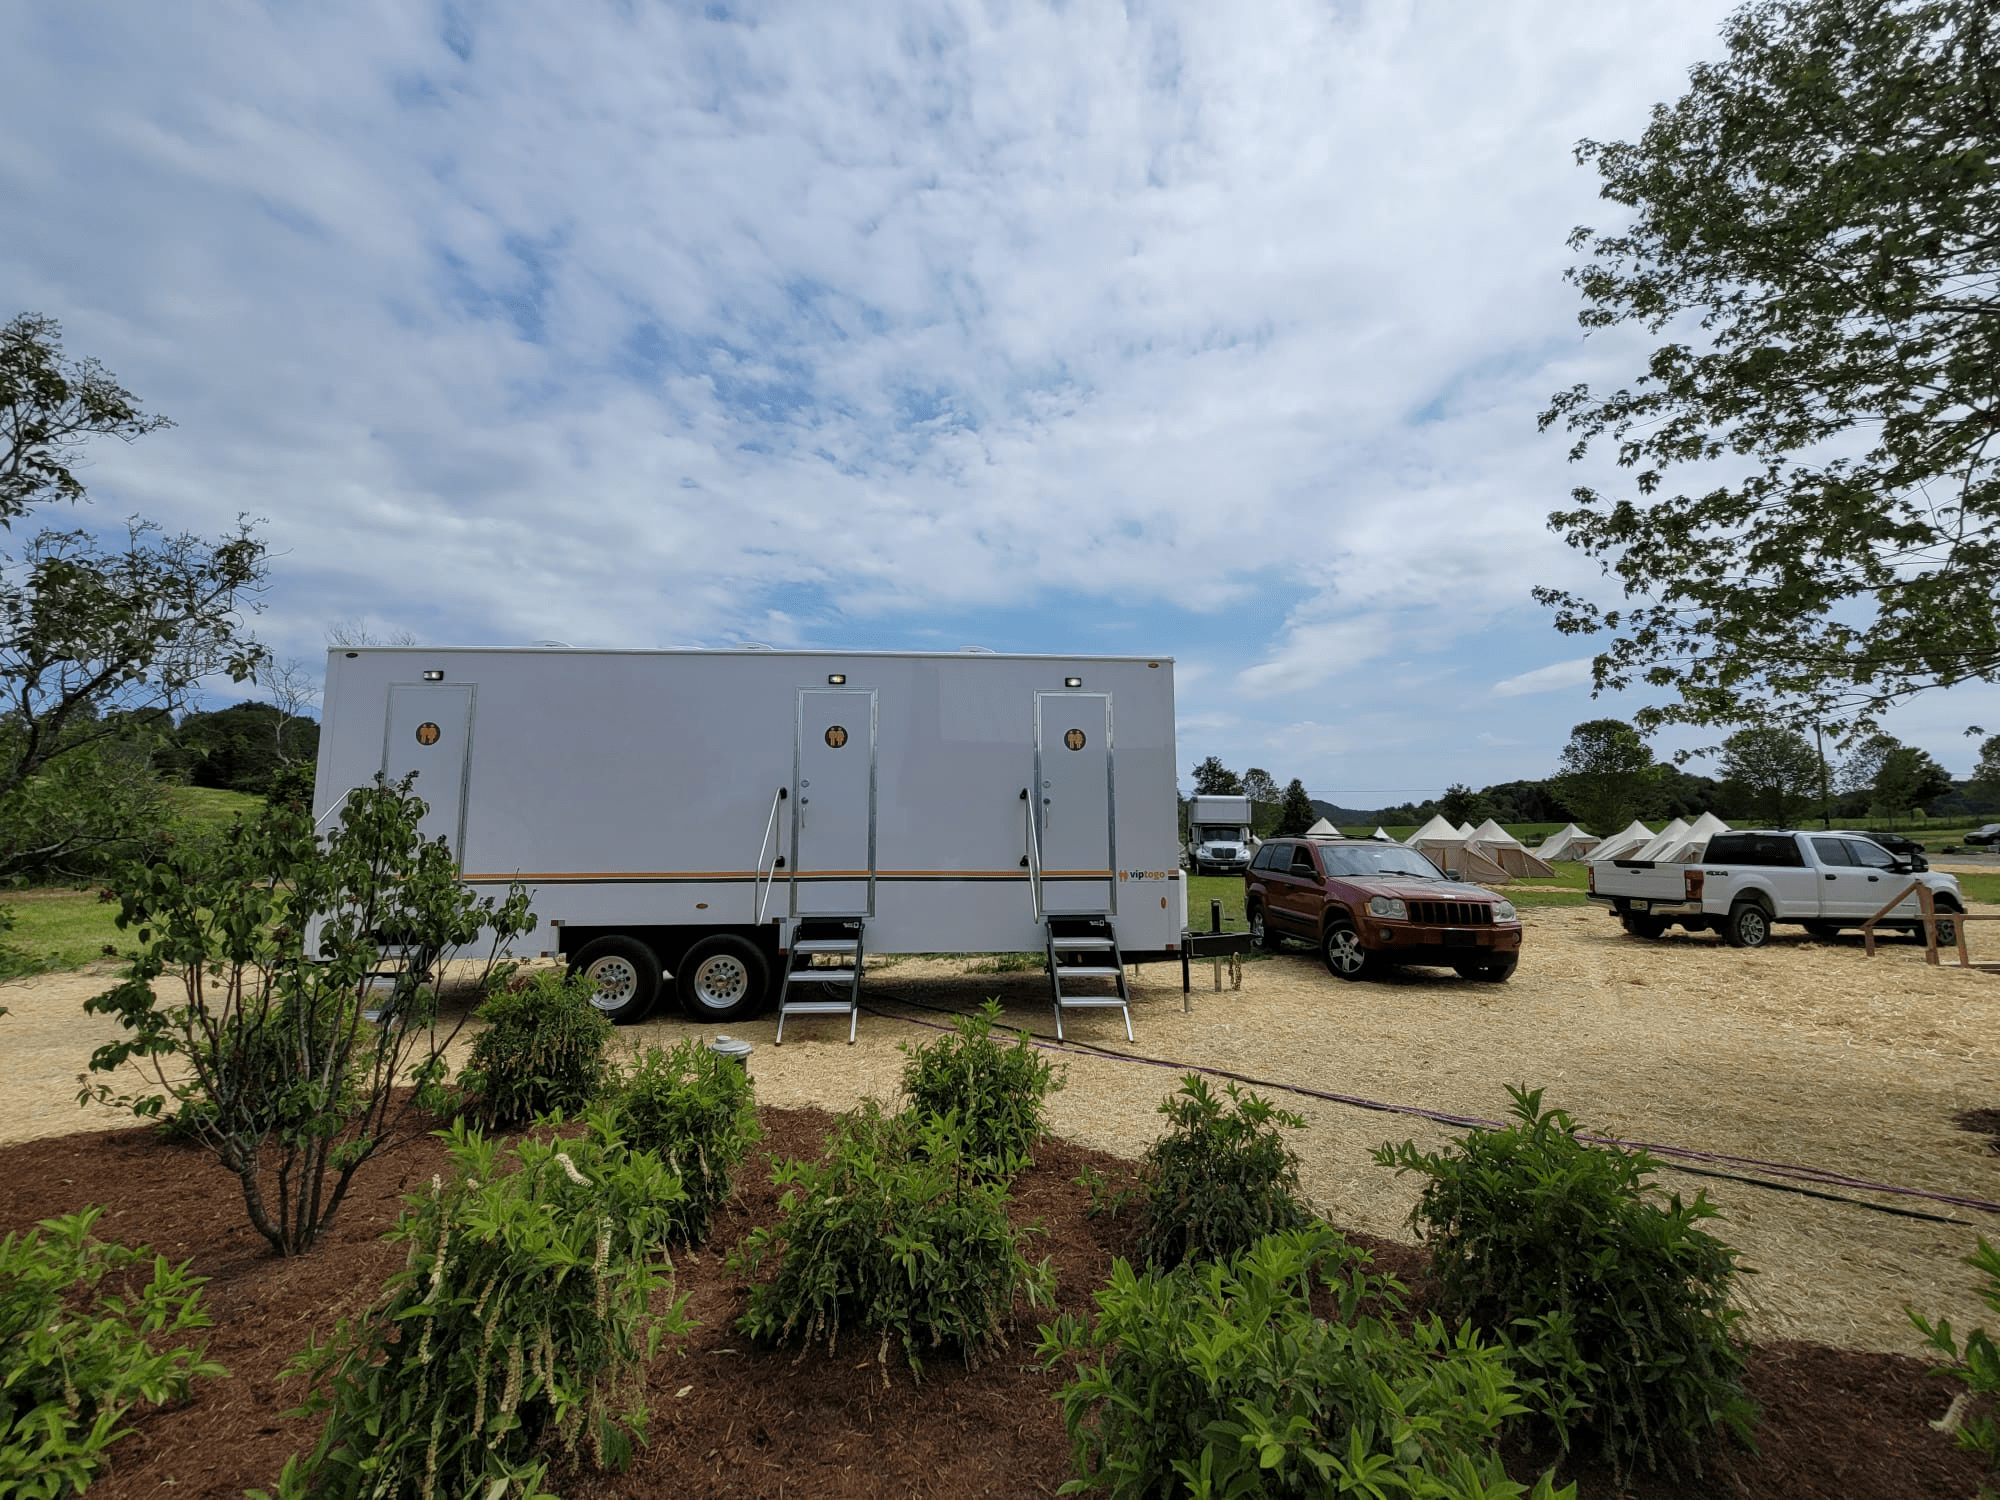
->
[1190,756,1242,796]
[1843,732,1953,823]
[1718,726,1821,826]
[1551,719,1660,832]
[1436,784,1489,827]
[1275,778,1316,836]
[1971,731,2000,798]
[1537,0,2000,735]
[2,312,173,523]
[1240,767,1279,835]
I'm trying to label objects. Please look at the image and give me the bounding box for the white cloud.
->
[1492,658,1596,698]
[0,0,1748,793]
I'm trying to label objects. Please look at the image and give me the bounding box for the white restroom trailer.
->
[313,647,1187,1036]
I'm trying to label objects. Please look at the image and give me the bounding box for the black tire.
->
[569,936,663,1024]
[1320,916,1371,980]
[1933,899,1962,948]
[676,934,770,1022]
[1453,957,1517,982]
[1620,913,1668,940]
[1724,901,1772,949]
[1248,903,1283,952]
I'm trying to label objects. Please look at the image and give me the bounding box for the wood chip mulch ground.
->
[1,1108,1990,1500]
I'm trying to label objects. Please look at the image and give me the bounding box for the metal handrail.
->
[313,787,358,831]
[754,786,788,925]
[1023,788,1045,922]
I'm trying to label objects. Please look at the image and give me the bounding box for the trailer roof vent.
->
[958,645,995,653]
[739,641,773,650]
[533,640,571,648]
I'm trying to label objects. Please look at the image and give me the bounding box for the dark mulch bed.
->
[0,1109,1988,1499]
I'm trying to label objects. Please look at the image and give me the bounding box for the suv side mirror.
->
[1444,868,1461,882]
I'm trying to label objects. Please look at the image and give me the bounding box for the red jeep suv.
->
[1244,837,1523,981]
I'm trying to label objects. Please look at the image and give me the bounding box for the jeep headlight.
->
[1493,900,1518,922]
[1367,896,1408,920]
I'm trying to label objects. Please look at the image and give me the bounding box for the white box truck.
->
[313,647,1186,1039]
[1186,794,1255,875]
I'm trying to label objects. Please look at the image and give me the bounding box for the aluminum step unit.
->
[1044,914,1133,1042]
[775,917,866,1045]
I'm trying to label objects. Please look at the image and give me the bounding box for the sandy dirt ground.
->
[4,904,1996,1358]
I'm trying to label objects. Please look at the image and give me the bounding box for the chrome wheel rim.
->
[1740,910,1767,945]
[1325,929,1365,974]
[1249,909,1264,943]
[692,954,749,1009]
[585,956,639,1011]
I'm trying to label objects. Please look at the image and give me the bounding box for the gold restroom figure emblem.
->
[1064,728,1086,751]
[824,725,849,748]
[414,722,442,746]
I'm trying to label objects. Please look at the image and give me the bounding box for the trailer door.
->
[1035,692,1114,914]
[382,683,475,852]
[792,689,877,915]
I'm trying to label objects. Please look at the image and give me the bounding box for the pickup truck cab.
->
[1244,836,1524,981]
[1588,829,1964,947]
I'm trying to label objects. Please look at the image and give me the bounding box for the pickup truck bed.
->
[1588,829,1964,947]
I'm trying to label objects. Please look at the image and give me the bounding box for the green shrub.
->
[457,970,615,1130]
[157,994,366,1145]
[0,904,47,987]
[612,1038,761,1246]
[261,1110,691,1500]
[1,1207,225,1499]
[1375,1086,1755,1481]
[898,999,1064,1174]
[1039,1225,1572,1500]
[1136,1075,1309,1269]
[729,1101,1054,1380]
[1908,1235,2000,1492]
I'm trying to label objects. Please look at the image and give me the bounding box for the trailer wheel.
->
[1248,904,1282,951]
[677,935,769,1023]
[570,936,662,1024]
[1723,901,1771,949]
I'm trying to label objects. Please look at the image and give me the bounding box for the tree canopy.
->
[1275,778,1317,836]
[1551,719,1661,832]
[1718,726,1822,826]
[1537,0,2000,734]
[1190,756,1244,796]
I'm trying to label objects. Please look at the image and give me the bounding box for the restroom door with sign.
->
[1035,692,1114,914]
[792,689,877,915]
[382,684,476,852]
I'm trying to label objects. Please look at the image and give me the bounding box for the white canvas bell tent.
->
[1456,821,1479,840]
[1371,827,1394,842]
[1405,814,1461,846]
[1630,817,1692,863]
[1465,819,1554,878]
[1468,818,1520,846]
[1534,824,1598,860]
[1588,820,1657,862]
[1305,817,1343,836]
[1445,842,1513,884]
[1646,811,1729,863]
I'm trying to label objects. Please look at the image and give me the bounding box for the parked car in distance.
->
[1824,830,1927,870]
[1964,824,2000,847]
[1244,836,1523,982]
[1587,829,1964,946]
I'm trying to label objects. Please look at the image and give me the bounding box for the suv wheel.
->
[1320,917,1371,981]
[1724,901,1772,949]
[1248,904,1282,952]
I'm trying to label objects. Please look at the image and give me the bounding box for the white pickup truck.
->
[1588,829,1965,947]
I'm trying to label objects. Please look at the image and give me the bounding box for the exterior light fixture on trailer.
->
[827,673,846,684]
[1064,676,1083,688]
[422,670,445,681]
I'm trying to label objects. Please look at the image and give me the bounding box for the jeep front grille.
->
[1409,900,1493,925]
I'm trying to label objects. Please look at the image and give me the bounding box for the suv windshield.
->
[1318,844,1446,880]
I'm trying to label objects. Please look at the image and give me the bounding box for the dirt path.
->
[5,905,1996,1357]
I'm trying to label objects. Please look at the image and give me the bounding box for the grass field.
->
[0,888,125,973]
[170,785,266,827]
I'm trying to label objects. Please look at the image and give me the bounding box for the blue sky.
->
[8,1,1997,802]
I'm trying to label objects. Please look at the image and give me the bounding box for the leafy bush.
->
[0,904,47,987]
[457,970,615,1130]
[1908,1235,2000,1492]
[729,1102,1054,1380]
[612,1037,760,1246]
[1040,1225,1572,1499]
[898,999,1065,1174]
[1,1207,225,1499]
[1375,1086,1755,1481]
[261,1111,692,1500]
[1136,1075,1309,1269]
[81,774,535,1255]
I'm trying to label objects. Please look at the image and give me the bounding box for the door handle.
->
[1824,873,1836,880]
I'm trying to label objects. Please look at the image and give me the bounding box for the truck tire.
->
[570,936,663,1024]
[677,934,769,1023]
[1724,901,1772,949]
[1320,917,1371,980]
[1620,913,1668,939]
[1248,903,1282,952]
[1932,897,1962,948]
[1453,957,1517,982]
